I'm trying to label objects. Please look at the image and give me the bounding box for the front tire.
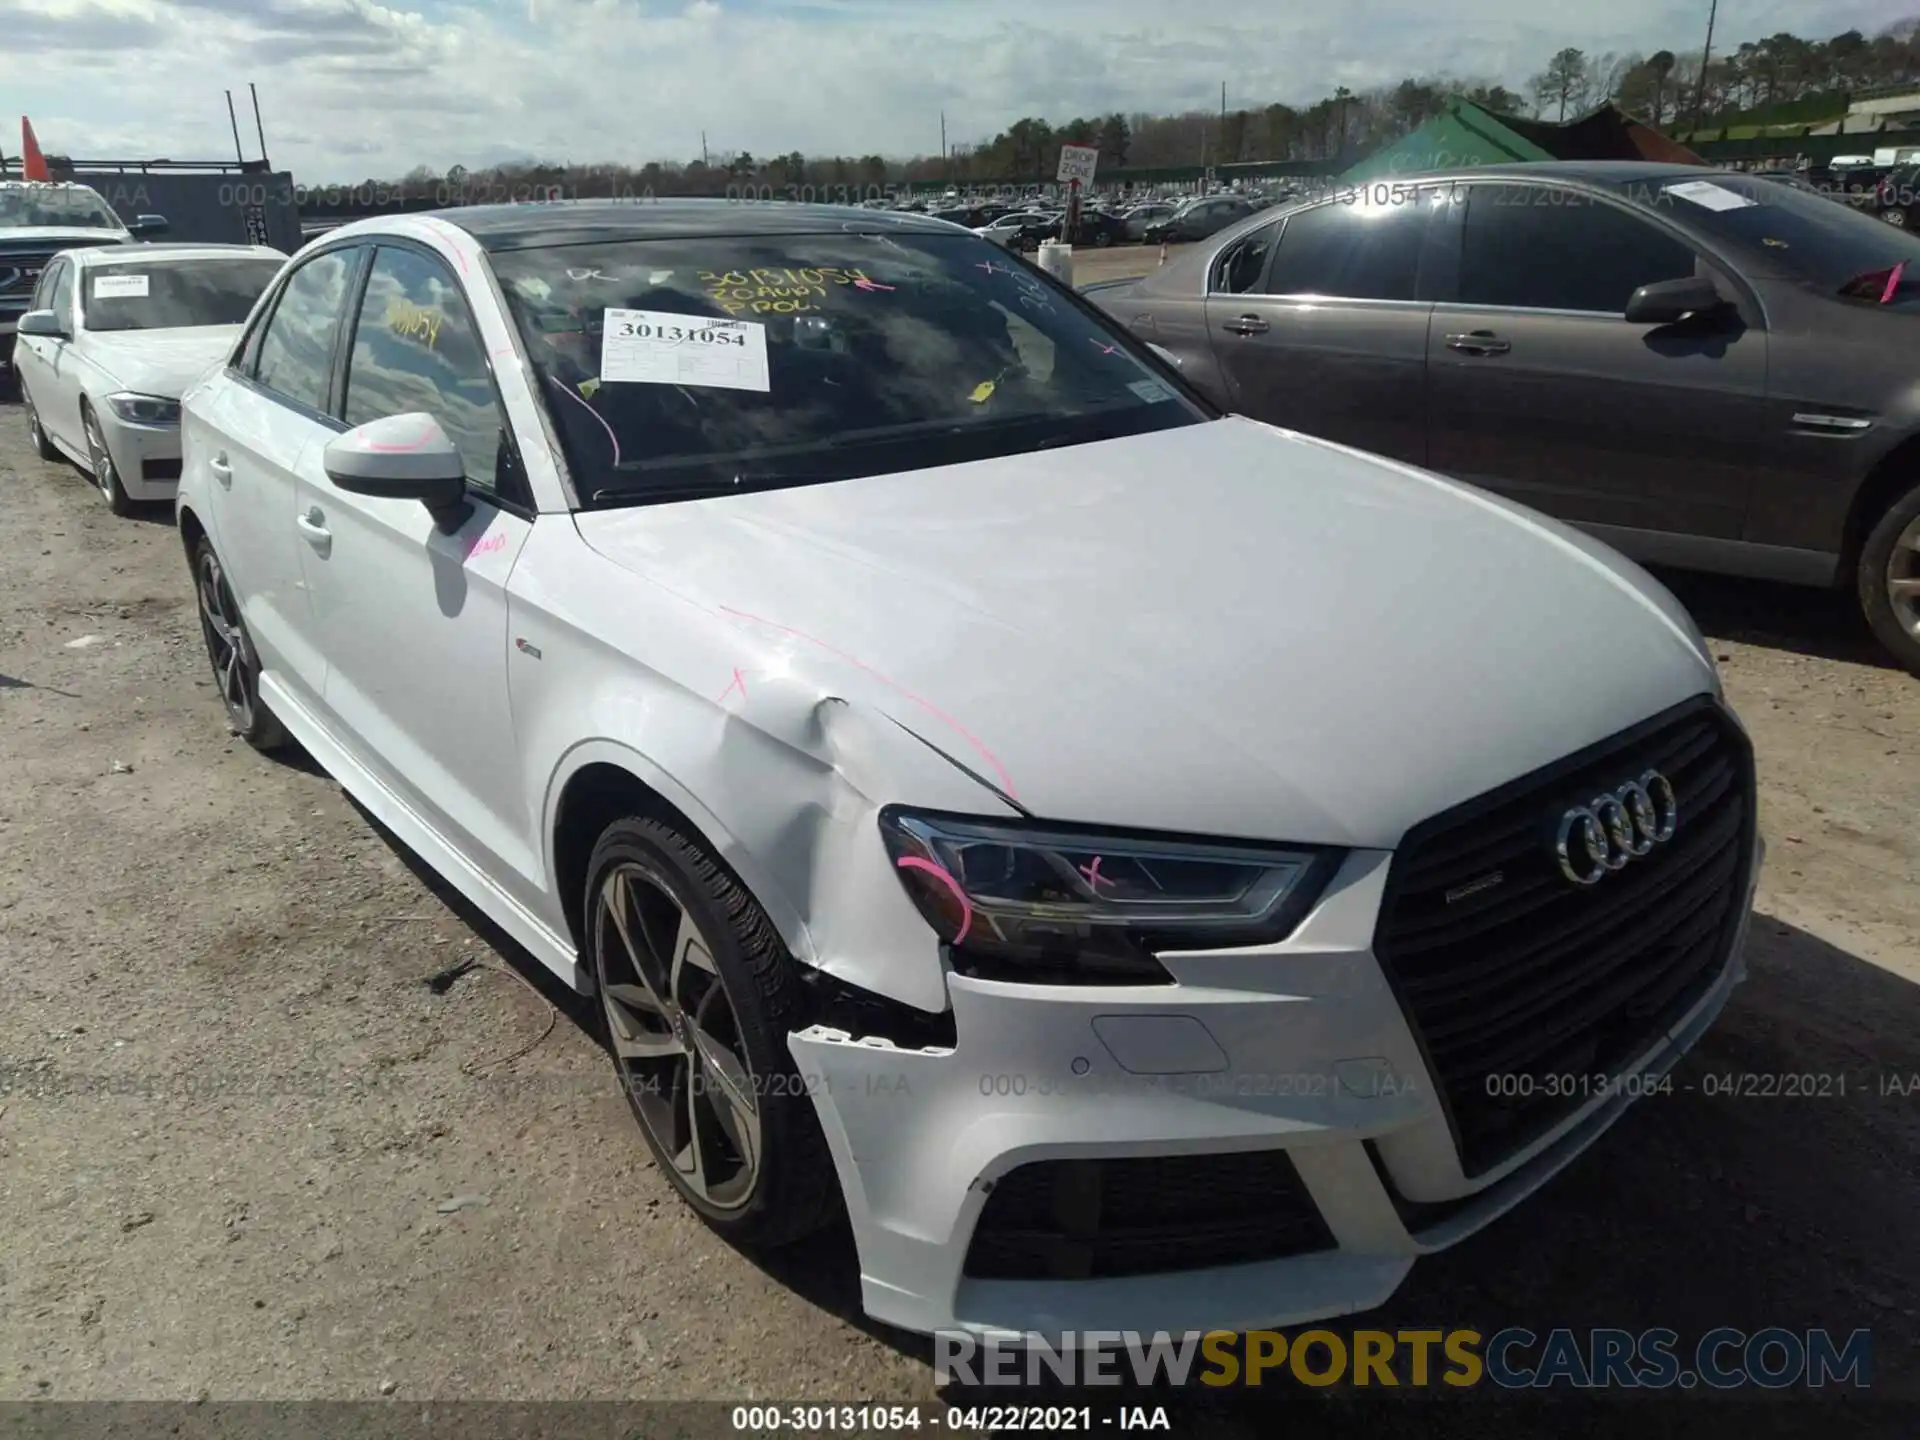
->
[192,535,289,751]
[1858,480,1920,677]
[22,383,59,461]
[1881,208,1908,227]
[586,816,840,1248]
[82,403,133,517]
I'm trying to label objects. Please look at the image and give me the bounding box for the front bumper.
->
[790,834,1762,1340]
[96,412,183,499]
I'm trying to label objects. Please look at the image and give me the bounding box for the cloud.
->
[0,0,1910,180]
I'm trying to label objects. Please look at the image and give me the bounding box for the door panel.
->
[1425,182,1767,540]
[297,241,541,895]
[201,244,362,708]
[1203,188,1444,466]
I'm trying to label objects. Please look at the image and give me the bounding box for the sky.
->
[0,0,1912,181]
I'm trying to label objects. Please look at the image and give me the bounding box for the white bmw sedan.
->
[176,201,1761,1340]
[14,243,286,514]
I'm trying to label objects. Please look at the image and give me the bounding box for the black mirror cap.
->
[1625,276,1725,324]
[324,467,467,510]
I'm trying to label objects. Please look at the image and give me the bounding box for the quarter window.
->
[1459,185,1697,313]
[341,245,512,496]
[253,248,356,411]
[1213,222,1280,294]
[1267,192,1432,301]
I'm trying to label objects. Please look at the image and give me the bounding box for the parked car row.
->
[1089,160,1920,674]
[1,179,171,358]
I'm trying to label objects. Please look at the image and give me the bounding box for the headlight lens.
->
[879,807,1342,985]
[105,392,180,425]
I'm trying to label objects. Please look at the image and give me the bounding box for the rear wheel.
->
[1858,480,1920,677]
[586,815,840,1248]
[82,403,133,517]
[192,536,289,751]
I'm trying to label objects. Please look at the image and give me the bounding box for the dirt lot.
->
[0,383,1916,1436]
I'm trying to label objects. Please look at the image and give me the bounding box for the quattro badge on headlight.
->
[878,807,1343,984]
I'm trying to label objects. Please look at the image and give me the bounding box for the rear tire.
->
[585,814,841,1249]
[191,535,290,751]
[1857,480,1920,677]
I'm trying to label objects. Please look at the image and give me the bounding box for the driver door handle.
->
[296,506,332,554]
[1222,314,1269,335]
[207,454,232,487]
[1446,330,1511,355]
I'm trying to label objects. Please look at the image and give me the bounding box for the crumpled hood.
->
[574,416,1716,850]
[82,326,239,398]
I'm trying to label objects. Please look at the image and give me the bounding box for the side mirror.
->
[128,214,169,238]
[17,309,67,339]
[323,413,471,529]
[1625,275,1724,325]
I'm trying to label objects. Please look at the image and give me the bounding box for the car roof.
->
[1371,160,1750,189]
[422,198,971,252]
[70,243,285,263]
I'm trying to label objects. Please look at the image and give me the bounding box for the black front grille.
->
[0,247,69,303]
[963,1150,1336,1281]
[1373,696,1755,1179]
[142,458,182,482]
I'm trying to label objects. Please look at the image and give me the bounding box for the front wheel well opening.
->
[1842,435,1920,579]
[550,764,711,967]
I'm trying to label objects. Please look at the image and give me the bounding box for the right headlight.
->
[879,807,1344,985]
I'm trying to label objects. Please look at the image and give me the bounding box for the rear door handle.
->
[208,453,232,486]
[296,506,332,553]
[1222,314,1269,335]
[1445,330,1511,355]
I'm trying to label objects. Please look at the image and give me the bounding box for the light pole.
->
[1691,0,1719,132]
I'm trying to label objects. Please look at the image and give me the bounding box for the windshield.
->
[1636,175,1920,300]
[82,258,284,331]
[0,186,122,230]
[488,232,1207,507]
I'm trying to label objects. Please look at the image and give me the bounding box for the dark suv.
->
[1143,196,1255,245]
[1093,162,1920,673]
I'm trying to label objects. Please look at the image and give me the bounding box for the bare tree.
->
[1530,46,1592,120]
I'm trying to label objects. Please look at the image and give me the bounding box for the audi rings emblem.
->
[1554,770,1679,886]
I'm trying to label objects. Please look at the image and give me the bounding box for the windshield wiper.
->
[588,473,842,508]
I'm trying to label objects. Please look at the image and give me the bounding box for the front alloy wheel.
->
[586,816,839,1245]
[83,406,133,517]
[193,537,287,750]
[1882,208,1908,227]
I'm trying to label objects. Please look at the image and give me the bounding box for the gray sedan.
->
[1090,161,1920,674]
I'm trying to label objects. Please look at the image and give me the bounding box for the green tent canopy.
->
[1341,99,1705,184]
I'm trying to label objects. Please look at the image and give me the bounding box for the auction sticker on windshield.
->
[1663,180,1757,212]
[600,308,770,392]
[93,274,150,298]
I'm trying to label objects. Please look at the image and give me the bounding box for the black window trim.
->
[1435,177,1769,329]
[333,235,536,519]
[229,238,367,432]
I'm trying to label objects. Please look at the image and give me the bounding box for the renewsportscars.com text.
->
[935,1327,1873,1390]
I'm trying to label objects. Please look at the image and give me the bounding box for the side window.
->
[47,260,74,319]
[1459,186,1696,313]
[28,258,60,312]
[1266,192,1433,301]
[1212,222,1280,294]
[253,249,356,411]
[341,245,512,497]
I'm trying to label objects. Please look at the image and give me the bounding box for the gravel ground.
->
[0,391,1916,1437]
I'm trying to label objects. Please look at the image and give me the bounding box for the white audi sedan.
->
[175,201,1760,1340]
[14,242,286,513]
